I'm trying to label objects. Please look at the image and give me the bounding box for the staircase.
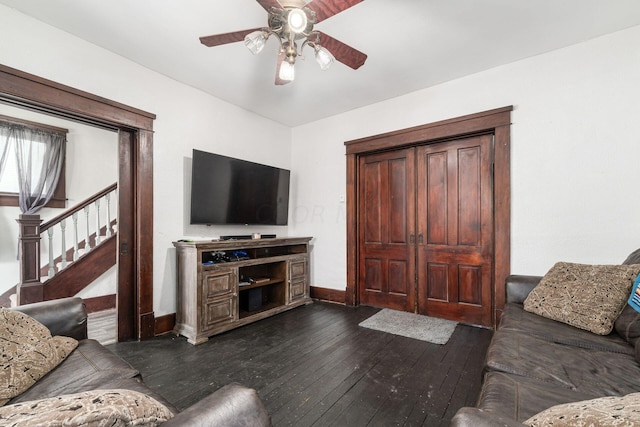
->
[7,183,118,306]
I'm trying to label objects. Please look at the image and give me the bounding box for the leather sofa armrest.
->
[11,297,88,340]
[505,275,542,304]
[450,407,526,427]
[163,383,271,427]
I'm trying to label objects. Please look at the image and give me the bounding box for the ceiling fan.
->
[199,0,368,85]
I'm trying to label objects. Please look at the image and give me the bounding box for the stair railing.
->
[16,183,118,305]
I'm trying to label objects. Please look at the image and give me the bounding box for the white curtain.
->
[0,122,66,214]
[0,124,11,186]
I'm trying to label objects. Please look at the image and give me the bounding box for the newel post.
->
[16,214,43,305]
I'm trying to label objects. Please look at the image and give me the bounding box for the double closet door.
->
[358,134,494,326]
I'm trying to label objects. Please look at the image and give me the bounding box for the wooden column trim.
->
[136,129,155,340]
[345,153,358,306]
[493,122,511,323]
[16,214,43,305]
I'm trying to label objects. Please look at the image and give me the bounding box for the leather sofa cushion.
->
[485,329,640,396]
[477,371,597,423]
[11,297,88,341]
[162,383,272,427]
[500,303,633,354]
[8,339,139,405]
[624,248,640,265]
[615,304,640,348]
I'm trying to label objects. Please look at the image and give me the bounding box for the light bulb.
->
[279,61,295,82]
[287,9,307,34]
[244,31,267,55]
[314,46,335,71]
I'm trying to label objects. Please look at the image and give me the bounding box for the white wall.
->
[0,103,118,297]
[2,4,638,312]
[290,25,640,289]
[0,5,292,315]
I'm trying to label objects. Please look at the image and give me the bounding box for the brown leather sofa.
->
[451,248,640,426]
[8,297,272,426]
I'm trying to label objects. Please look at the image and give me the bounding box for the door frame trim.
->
[345,106,512,325]
[0,64,156,340]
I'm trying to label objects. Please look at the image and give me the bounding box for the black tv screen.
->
[190,149,290,225]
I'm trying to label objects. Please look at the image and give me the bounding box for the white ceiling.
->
[2,0,640,127]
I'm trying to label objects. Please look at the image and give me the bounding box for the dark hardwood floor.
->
[107,302,493,426]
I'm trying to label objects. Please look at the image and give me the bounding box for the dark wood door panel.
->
[417,135,494,325]
[458,146,482,246]
[358,149,416,312]
[362,160,383,243]
[425,151,448,245]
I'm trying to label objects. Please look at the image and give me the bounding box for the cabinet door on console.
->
[201,268,238,330]
[288,257,308,303]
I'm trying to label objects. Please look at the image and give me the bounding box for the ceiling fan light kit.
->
[278,60,296,81]
[244,30,269,54]
[314,45,334,70]
[287,8,308,33]
[200,0,368,85]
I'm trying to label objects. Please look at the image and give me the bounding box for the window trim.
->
[0,114,68,208]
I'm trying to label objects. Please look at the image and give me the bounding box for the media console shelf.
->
[173,237,312,345]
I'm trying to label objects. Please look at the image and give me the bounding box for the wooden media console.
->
[173,237,312,345]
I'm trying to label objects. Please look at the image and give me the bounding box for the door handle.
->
[418,233,423,244]
[410,234,415,244]
[120,241,129,255]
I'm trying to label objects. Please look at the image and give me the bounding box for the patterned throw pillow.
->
[0,389,174,426]
[525,392,640,426]
[0,308,78,405]
[523,262,640,335]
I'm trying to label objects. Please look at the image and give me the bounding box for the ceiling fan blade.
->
[275,52,292,85]
[256,0,284,12]
[317,32,367,69]
[200,28,263,47]
[306,0,365,23]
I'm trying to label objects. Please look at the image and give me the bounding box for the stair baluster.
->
[106,192,113,238]
[47,228,55,278]
[95,199,101,245]
[84,206,91,252]
[60,219,67,269]
[72,212,79,261]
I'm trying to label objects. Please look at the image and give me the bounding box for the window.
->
[0,115,67,209]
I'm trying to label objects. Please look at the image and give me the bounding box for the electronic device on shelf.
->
[211,251,229,263]
[190,149,290,226]
[229,250,250,261]
[220,235,252,240]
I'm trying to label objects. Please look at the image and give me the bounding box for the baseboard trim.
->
[149,288,344,336]
[155,313,176,336]
[310,286,345,305]
[83,294,116,313]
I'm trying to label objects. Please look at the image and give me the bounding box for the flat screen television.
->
[190,149,290,225]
